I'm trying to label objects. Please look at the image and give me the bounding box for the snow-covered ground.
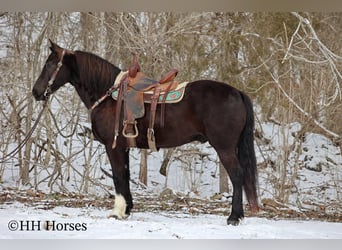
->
[1,201,341,239]
[1,104,341,239]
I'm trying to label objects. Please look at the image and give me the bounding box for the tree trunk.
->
[159,148,175,176]
[219,162,229,193]
[139,149,148,185]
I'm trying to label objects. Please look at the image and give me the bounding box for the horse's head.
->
[32,40,75,101]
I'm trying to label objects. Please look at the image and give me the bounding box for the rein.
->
[0,100,48,163]
[0,50,65,163]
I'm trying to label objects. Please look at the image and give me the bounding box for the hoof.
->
[227,219,241,226]
[227,215,243,226]
[109,194,129,220]
[108,213,130,220]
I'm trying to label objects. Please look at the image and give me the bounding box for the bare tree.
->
[0,13,340,211]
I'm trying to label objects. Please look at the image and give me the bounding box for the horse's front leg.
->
[105,145,133,219]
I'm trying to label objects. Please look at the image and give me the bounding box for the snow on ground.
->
[1,201,341,239]
[1,107,341,239]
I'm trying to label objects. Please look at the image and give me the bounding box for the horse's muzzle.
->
[32,87,47,101]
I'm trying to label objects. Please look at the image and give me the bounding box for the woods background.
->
[0,12,341,211]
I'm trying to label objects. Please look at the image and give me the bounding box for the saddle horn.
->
[128,53,141,78]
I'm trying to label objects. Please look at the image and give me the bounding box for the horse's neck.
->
[72,53,120,110]
[73,84,96,110]
[71,76,116,110]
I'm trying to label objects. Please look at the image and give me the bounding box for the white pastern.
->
[109,194,128,219]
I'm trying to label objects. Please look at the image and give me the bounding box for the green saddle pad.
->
[111,82,188,104]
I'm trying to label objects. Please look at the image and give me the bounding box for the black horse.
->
[32,41,259,225]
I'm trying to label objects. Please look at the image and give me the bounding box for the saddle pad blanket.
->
[112,81,189,104]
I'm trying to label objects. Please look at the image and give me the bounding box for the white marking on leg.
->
[109,194,128,219]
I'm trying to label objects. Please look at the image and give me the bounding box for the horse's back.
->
[184,80,246,119]
[184,80,244,104]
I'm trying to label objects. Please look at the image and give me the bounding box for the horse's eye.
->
[45,61,55,70]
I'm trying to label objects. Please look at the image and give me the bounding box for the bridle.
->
[44,49,66,98]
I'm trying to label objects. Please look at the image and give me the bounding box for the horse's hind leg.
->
[217,150,244,225]
[105,145,133,219]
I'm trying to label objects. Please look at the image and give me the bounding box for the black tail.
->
[238,92,259,213]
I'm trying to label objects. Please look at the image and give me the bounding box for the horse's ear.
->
[49,39,54,47]
[49,39,62,52]
[49,39,74,56]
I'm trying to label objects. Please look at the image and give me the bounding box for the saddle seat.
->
[114,54,180,151]
[127,66,179,92]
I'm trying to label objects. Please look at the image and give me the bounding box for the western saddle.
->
[112,54,179,151]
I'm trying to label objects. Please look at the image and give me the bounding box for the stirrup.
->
[147,128,157,152]
[122,120,139,138]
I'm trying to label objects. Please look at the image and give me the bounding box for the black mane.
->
[75,51,121,96]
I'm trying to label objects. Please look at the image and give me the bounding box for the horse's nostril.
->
[32,88,38,98]
[32,88,43,100]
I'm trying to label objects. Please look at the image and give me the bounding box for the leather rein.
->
[0,50,65,163]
